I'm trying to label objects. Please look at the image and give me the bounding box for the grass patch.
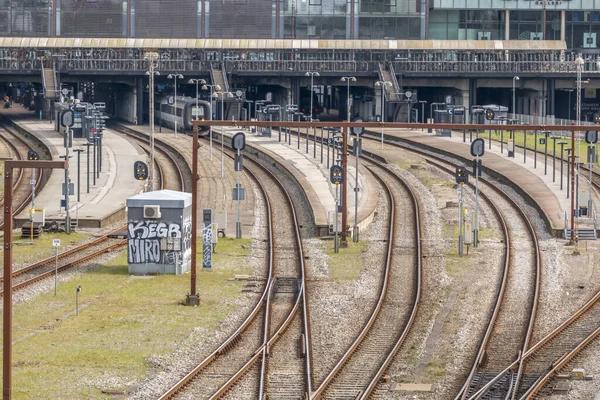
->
[1,237,254,399]
[1,231,90,266]
[478,228,502,241]
[484,130,599,167]
[326,240,366,280]
[424,359,447,382]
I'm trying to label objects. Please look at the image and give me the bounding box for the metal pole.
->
[458,184,464,256]
[534,131,537,168]
[65,127,71,234]
[353,138,359,242]
[86,143,90,193]
[150,63,155,189]
[310,73,314,122]
[76,150,81,202]
[327,129,330,169]
[381,85,385,150]
[474,156,480,248]
[567,151,571,198]
[313,127,316,158]
[523,130,527,163]
[306,124,309,154]
[210,86,213,160]
[320,128,323,164]
[98,134,102,173]
[341,126,348,244]
[93,137,96,186]
[174,76,178,138]
[221,94,225,178]
[186,124,199,305]
[560,145,565,190]
[236,148,242,239]
[334,184,339,253]
[4,165,14,400]
[553,138,557,182]
[54,246,58,295]
[589,146,594,215]
[347,80,350,122]
[571,127,581,244]
[544,133,549,175]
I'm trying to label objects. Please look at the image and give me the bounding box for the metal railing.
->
[392,60,600,74]
[2,57,600,76]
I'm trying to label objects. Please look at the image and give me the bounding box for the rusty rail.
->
[311,162,397,399]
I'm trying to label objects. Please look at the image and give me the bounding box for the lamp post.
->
[167,73,184,138]
[375,80,391,150]
[145,52,160,191]
[573,57,584,244]
[305,71,320,121]
[213,91,234,178]
[201,83,221,160]
[512,76,520,120]
[341,76,357,122]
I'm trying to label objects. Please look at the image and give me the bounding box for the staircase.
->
[210,63,228,94]
[377,62,400,101]
[565,229,597,240]
[41,61,59,100]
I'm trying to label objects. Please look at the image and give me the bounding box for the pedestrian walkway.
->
[373,127,599,235]
[217,127,379,237]
[1,108,145,228]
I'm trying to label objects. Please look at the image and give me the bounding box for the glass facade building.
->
[0,0,423,40]
[429,0,600,49]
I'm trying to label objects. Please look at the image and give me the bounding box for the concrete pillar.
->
[469,78,478,121]
[505,10,510,41]
[547,79,556,119]
[460,89,470,123]
[136,77,144,125]
[560,10,566,41]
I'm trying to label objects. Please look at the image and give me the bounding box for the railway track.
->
[0,126,45,230]
[158,141,312,399]
[309,157,421,399]
[360,132,600,400]
[108,124,188,192]
[0,120,185,299]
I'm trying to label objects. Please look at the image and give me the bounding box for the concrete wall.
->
[115,83,137,123]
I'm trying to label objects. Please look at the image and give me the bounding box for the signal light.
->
[27,150,40,161]
[455,166,468,184]
[134,161,149,181]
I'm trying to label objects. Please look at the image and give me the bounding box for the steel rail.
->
[0,127,44,230]
[359,132,541,400]
[157,143,276,400]
[311,162,396,400]
[358,162,422,399]
[0,240,126,296]
[206,141,312,399]
[521,326,600,399]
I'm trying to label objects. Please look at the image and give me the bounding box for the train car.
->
[155,96,211,135]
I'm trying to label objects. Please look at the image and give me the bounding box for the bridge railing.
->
[392,60,600,74]
[1,57,599,75]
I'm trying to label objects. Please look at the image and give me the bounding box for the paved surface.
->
[217,126,379,237]
[372,127,599,234]
[1,107,145,228]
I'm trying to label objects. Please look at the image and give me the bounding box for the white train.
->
[154,96,211,134]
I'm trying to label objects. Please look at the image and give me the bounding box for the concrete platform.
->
[216,127,379,238]
[371,127,599,235]
[1,108,145,228]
